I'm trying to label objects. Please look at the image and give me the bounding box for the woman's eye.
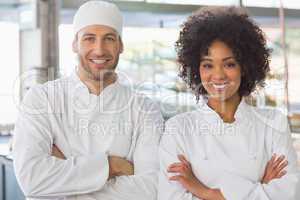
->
[201,63,212,69]
[225,63,236,68]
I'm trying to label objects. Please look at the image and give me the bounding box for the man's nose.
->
[93,40,105,55]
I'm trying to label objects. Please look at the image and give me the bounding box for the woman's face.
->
[199,40,241,102]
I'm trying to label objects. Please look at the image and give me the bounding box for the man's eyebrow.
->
[82,33,96,37]
[104,33,118,37]
[82,33,118,37]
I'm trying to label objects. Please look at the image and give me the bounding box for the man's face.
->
[73,25,123,82]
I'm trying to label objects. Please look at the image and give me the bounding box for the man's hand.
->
[51,146,133,178]
[51,144,66,160]
[108,156,134,178]
[261,154,288,184]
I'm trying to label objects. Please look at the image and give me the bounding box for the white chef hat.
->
[73,0,123,37]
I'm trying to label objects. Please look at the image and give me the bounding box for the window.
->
[59,8,300,130]
[59,25,196,118]
[0,22,19,126]
[147,0,240,6]
[243,0,300,9]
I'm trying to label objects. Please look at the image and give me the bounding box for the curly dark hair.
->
[176,6,271,101]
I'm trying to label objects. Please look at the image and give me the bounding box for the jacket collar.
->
[198,98,251,125]
[68,69,120,106]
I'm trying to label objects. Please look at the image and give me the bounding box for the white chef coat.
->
[158,99,299,200]
[13,72,164,200]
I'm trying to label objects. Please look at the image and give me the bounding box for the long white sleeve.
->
[13,86,109,198]
[92,98,164,200]
[217,112,299,200]
[158,119,200,200]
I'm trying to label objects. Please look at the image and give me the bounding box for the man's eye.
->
[84,37,94,41]
[106,37,115,41]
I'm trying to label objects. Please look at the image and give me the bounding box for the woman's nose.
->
[212,66,226,80]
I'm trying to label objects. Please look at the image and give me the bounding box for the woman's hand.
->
[261,154,288,184]
[51,144,66,159]
[168,154,210,199]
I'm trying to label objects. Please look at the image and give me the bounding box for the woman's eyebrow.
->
[222,56,235,61]
[200,58,213,62]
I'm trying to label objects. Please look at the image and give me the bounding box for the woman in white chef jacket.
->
[158,6,299,200]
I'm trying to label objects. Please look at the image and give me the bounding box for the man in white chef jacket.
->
[13,1,163,200]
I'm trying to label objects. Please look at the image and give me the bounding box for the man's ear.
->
[119,37,124,53]
[72,37,78,53]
